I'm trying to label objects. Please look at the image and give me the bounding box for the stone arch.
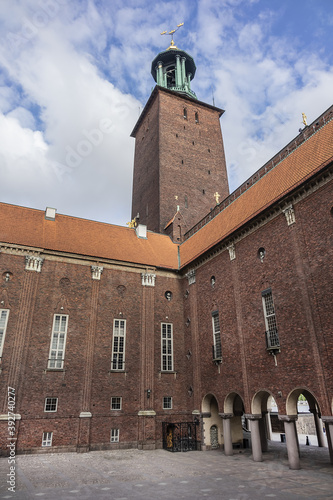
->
[252,389,276,414]
[223,392,245,449]
[250,389,276,455]
[286,387,321,416]
[201,393,222,450]
[282,387,327,468]
[224,392,244,415]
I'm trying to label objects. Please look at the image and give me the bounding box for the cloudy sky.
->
[0,0,332,227]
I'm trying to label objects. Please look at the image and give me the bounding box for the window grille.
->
[111,429,119,442]
[161,323,173,371]
[262,289,280,351]
[0,309,9,358]
[163,397,172,409]
[48,315,68,369]
[111,397,122,410]
[212,311,222,361]
[112,319,126,370]
[44,398,58,412]
[42,432,53,447]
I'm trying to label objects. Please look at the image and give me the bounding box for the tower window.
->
[202,189,205,194]
[208,170,211,175]
[195,112,199,123]
[185,195,188,208]
[183,108,187,120]
[181,159,184,164]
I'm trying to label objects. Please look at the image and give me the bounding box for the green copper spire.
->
[151,24,197,99]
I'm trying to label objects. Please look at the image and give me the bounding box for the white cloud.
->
[0,0,332,224]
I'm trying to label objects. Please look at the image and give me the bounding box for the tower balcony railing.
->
[168,85,197,98]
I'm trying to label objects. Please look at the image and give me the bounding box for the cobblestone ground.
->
[0,442,332,500]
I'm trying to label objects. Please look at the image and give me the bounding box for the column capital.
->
[141,272,156,287]
[91,265,103,280]
[278,414,298,422]
[321,416,333,423]
[227,243,236,261]
[219,413,233,419]
[283,204,296,225]
[186,269,196,285]
[25,255,43,272]
[244,413,262,420]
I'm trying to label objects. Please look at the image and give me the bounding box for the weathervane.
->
[160,22,184,49]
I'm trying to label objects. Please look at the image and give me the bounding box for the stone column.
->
[157,62,163,87]
[259,413,268,452]
[312,410,325,447]
[265,410,273,441]
[181,57,186,86]
[322,417,333,464]
[280,415,300,470]
[175,55,182,87]
[220,413,233,456]
[246,414,263,462]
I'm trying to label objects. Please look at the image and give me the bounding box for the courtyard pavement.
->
[0,441,332,500]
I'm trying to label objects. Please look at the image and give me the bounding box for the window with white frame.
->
[163,397,172,409]
[44,398,58,412]
[112,319,126,370]
[48,314,68,369]
[111,397,122,410]
[262,289,280,350]
[110,429,119,442]
[212,311,222,361]
[161,323,173,371]
[42,432,53,447]
[0,309,9,358]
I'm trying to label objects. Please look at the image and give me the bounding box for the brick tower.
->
[131,35,229,240]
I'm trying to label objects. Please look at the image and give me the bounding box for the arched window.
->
[183,108,187,120]
[195,112,199,123]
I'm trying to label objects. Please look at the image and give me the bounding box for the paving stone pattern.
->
[0,442,332,500]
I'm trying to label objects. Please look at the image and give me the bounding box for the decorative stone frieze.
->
[141,272,156,287]
[91,265,103,280]
[283,204,296,225]
[227,244,236,261]
[25,255,43,272]
[186,269,196,285]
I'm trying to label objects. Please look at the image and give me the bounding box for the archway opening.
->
[201,394,222,450]
[286,389,326,448]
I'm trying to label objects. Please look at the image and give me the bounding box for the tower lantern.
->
[151,24,197,99]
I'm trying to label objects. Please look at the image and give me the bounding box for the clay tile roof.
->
[179,118,333,268]
[0,204,179,270]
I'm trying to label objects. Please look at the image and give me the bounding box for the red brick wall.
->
[184,180,333,417]
[131,88,229,234]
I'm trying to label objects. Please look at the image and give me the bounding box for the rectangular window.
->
[262,289,280,350]
[161,323,173,371]
[42,432,53,447]
[110,429,119,442]
[212,311,222,361]
[0,309,9,358]
[111,397,122,410]
[44,398,58,412]
[163,397,172,409]
[48,314,68,369]
[112,319,126,370]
